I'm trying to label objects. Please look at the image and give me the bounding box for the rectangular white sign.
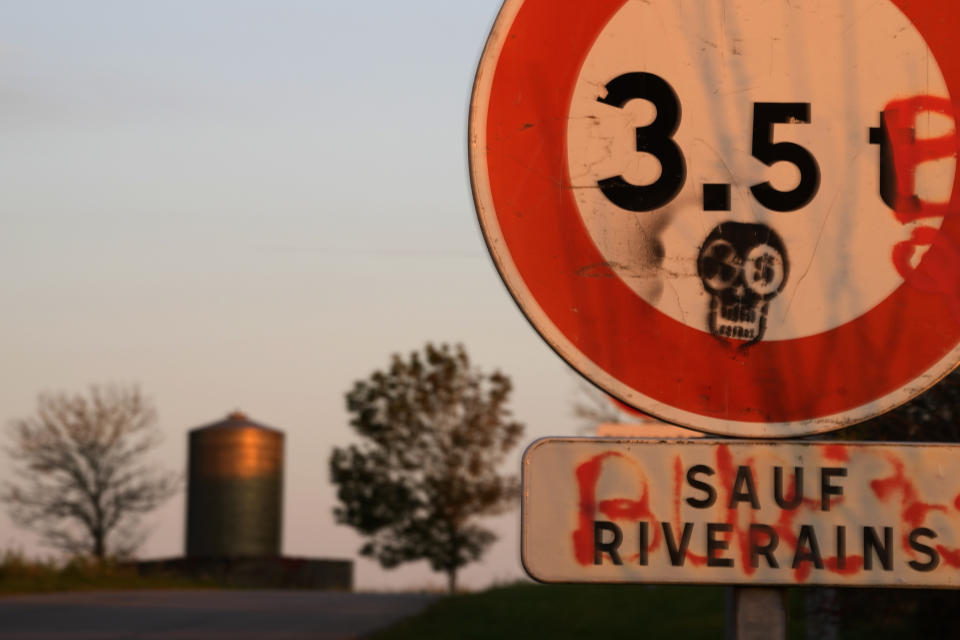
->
[522,439,960,587]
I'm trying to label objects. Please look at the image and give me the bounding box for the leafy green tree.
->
[330,343,524,592]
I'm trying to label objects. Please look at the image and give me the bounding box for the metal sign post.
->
[728,588,788,640]
[470,0,960,636]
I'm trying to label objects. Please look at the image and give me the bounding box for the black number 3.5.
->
[596,74,820,213]
[750,103,820,211]
[596,72,686,212]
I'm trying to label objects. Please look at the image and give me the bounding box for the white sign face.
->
[566,0,953,341]
[471,0,960,437]
[523,439,960,587]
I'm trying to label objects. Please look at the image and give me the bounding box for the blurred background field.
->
[374,583,742,640]
[0,550,211,594]
[372,582,960,640]
[4,552,960,640]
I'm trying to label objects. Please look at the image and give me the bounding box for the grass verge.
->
[0,552,213,594]
[372,582,811,640]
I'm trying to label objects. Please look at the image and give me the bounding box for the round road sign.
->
[469,0,960,437]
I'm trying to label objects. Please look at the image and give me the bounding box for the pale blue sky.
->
[0,1,594,590]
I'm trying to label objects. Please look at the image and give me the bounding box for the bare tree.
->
[571,378,643,433]
[1,385,179,560]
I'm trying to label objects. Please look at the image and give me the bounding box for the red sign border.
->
[469,0,960,437]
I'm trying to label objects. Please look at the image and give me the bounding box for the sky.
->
[0,1,598,590]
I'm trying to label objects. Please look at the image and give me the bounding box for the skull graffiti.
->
[697,223,788,346]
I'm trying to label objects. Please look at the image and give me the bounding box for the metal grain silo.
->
[186,411,284,558]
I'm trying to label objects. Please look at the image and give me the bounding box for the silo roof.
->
[190,411,283,434]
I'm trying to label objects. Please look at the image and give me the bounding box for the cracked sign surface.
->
[470,0,960,437]
[523,438,960,587]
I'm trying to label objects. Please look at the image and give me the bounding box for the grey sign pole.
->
[726,587,788,640]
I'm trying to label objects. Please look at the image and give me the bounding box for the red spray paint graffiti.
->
[876,95,956,224]
[571,443,960,582]
[572,451,661,565]
[877,95,960,316]
[869,454,958,567]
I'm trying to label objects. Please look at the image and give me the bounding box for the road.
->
[0,590,438,639]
